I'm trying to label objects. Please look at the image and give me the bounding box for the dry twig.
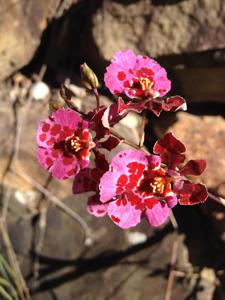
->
[14,170,93,244]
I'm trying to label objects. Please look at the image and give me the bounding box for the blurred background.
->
[0,0,225,299]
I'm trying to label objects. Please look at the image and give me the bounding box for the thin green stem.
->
[0,286,14,300]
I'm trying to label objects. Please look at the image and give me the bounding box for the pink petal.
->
[38,146,81,180]
[135,54,171,97]
[144,201,170,227]
[87,195,108,217]
[37,147,56,170]
[104,49,171,99]
[36,108,88,148]
[104,50,136,95]
[36,120,59,149]
[165,193,178,208]
[53,108,88,130]
[38,147,81,179]
[147,155,161,169]
[180,160,207,176]
[107,199,142,229]
[178,181,208,205]
[79,157,90,169]
[50,155,80,180]
[99,149,148,203]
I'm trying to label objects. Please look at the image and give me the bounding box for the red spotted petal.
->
[98,135,121,151]
[88,106,109,139]
[99,149,148,203]
[108,197,142,229]
[154,132,186,154]
[144,200,170,227]
[153,132,186,169]
[87,195,108,217]
[162,96,187,112]
[146,99,163,116]
[94,150,109,173]
[178,181,208,205]
[180,160,207,176]
[72,168,96,194]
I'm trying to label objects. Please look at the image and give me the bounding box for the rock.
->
[173,67,225,103]
[154,112,225,197]
[0,99,14,182]
[0,0,56,80]
[87,0,225,66]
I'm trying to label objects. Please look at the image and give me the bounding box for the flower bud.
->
[80,63,99,90]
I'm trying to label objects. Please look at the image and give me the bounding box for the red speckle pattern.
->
[36,108,93,180]
[111,215,121,223]
[114,89,120,94]
[116,174,128,193]
[114,160,172,212]
[46,138,55,146]
[104,49,171,103]
[42,123,50,132]
[117,71,126,81]
[51,124,61,135]
[46,157,53,167]
[63,157,74,165]
[39,134,47,142]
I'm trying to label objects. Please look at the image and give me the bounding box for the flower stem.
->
[138,111,147,147]
[93,88,100,109]
[109,128,149,153]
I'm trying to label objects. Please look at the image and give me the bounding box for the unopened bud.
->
[80,63,99,90]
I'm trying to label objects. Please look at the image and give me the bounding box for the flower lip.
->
[137,167,172,199]
[65,129,95,155]
[128,76,156,99]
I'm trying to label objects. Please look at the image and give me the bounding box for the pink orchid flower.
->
[104,49,186,116]
[36,108,95,180]
[99,132,208,229]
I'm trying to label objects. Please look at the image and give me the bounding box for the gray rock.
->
[88,0,225,63]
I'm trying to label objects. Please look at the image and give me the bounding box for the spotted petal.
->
[107,198,142,229]
[87,195,108,217]
[178,181,208,205]
[99,149,148,203]
[36,108,87,148]
[73,168,96,194]
[153,132,186,169]
[144,200,170,227]
[180,160,207,176]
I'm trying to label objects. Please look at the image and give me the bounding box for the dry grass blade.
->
[0,252,20,300]
[0,220,31,300]
[0,285,14,300]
